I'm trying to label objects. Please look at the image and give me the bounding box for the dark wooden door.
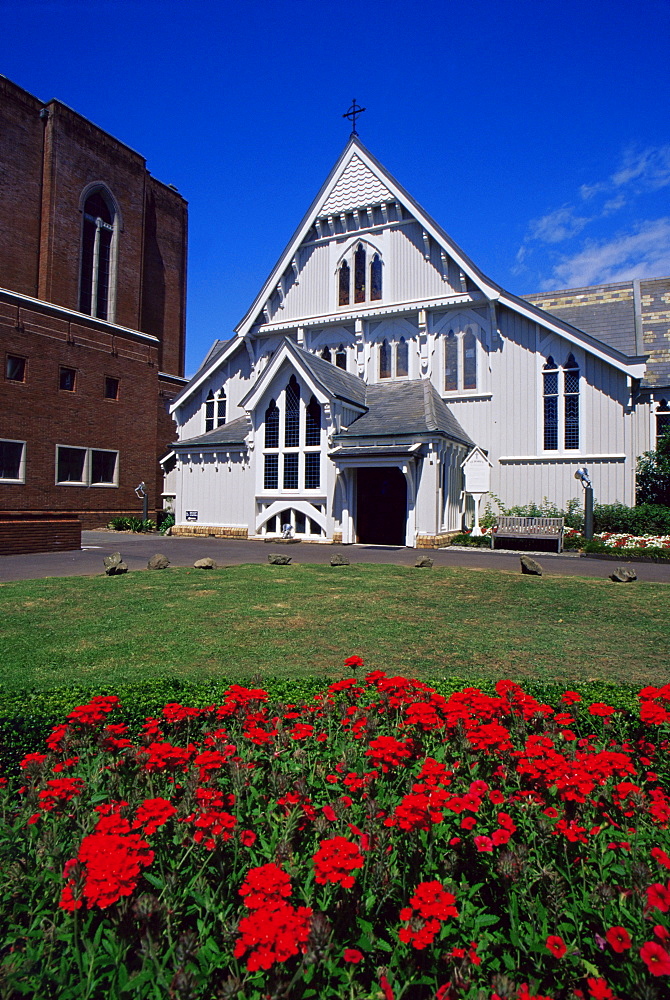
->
[356,467,407,545]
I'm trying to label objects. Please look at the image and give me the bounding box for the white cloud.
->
[527,205,591,244]
[580,144,670,200]
[541,218,670,289]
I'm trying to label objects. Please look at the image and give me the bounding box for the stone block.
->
[610,566,637,582]
[104,552,128,575]
[520,555,543,576]
[148,554,170,570]
[330,553,350,566]
[268,553,292,565]
[194,557,217,569]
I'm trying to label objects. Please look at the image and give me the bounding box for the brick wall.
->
[0,513,81,555]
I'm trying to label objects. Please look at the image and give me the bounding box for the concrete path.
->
[1,530,670,583]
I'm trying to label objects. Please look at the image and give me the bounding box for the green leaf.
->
[142,872,165,891]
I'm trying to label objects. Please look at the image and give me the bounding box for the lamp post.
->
[135,482,148,523]
[574,468,593,539]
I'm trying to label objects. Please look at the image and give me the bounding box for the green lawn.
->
[0,563,668,691]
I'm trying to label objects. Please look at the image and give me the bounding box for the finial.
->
[343,99,366,137]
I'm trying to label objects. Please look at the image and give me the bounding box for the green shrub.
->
[158,512,175,535]
[107,516,156,533]
[593,502,670,535]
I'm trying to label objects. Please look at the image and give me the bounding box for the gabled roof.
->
[335,379,473,447]
[170,337,241,413]
[240,338,367,411]
[235,135,502,339]
[173,414,250,450]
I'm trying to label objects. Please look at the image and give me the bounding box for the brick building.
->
[0,76,188,539]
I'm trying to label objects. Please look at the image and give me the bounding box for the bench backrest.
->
[495,516,564,534]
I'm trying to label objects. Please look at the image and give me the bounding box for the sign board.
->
[185,511,198,522]
[462,447,491,494]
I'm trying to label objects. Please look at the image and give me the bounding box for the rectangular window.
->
[304,452,320,489]
[56,446,118,486]
[264,454,278,490]
[0,440,25,481]
[283,453,299,490]
[6,355,26,382]
[104,376,119,400]
[60,367,76,392]
[57,446,86,483]
[90,450,117,485]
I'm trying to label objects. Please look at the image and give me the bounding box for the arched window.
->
[563,354,579,450]
[370,254,382,300]
[337,243,383,307]
[335,344,347,370]
[338,261,350,306]
[543,357,559,451]
[463,329,477,390]
[284,375,300,447]
[265,399,279,448]
[396,337,408,377]
[205,391,215,432]
[445,331,458,392]
[379,339,391,379]
[354,243,366,303]
[305,395,321,446]
[321,346,331,362]
[80,188,116,320]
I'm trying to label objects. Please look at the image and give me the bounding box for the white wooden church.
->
[165,136,652,547]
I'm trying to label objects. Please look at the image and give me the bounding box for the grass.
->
[0,563,668,692]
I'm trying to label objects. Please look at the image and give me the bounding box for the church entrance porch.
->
[356,467,407,545]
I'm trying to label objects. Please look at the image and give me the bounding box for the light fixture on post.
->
[135,481,149,523]
[574,467,593,539]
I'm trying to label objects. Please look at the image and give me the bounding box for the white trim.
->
[498,454,626,463]
[169,337,243,414]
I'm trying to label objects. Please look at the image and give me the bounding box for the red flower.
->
[240,830,256,847]
[67,695,120,726]
[474,835,493,852]
[652,846,670,869]
[38,777,85,812]
[313,836,364,888]
[379,973,394,1000]
[133,797,176,835]
[233,901,312,971]
[605,925,631,953]
[343,948,363,964]
[647,881,670,912]
[586,978,614,1000]
[239,864,292,909]
[640,940,670,976]
[545,935,567,958]
[398,882,458,949]
[344,655,364,669]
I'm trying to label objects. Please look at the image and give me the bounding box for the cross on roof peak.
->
[343,99,366,137]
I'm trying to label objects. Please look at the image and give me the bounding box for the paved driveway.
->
[1,531,669,583]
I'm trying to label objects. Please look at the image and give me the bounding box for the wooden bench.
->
[491,516,564,553]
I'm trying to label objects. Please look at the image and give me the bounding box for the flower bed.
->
[2,662,670,999]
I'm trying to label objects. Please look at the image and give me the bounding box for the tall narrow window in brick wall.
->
[543,357,559,451]
[563,354,580,450]
[80,188,116,321]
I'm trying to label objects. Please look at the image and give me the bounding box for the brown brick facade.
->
[0,77,187,530]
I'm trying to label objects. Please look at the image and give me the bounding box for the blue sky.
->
[2,0,669,375]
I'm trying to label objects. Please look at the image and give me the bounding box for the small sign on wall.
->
[185,511,198,522]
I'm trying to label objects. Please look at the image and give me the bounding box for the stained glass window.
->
[445,331,458,391]
[354,244,366,303]
[371,254,382,300]
[396,338,408,377]
[339,261,350,306]
[380,339,391,379]
[205,391,215,432]
[305,395,321,446]
[463,329,477,390]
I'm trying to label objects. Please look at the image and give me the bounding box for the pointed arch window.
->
[380,339,392,379]
[305,395,321,446]
[563,354,579,450]
[205,387,226,432]
[463,329,477,390]
[338,260,350,306]
[335,344,347,370]
[80,188,117,320]
[396,337,408,377]
[354,243,366,303]
[264,399,279,448]
[543,357,559,450]
[370,254,382,300]
[337,243,383,307]
[284,375,300,447]
[445,330,458,391]
[321,347,331,362]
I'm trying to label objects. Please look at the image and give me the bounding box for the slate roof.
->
[173,414,249,449]
[523,284,638,357]
[284,340,368,406]
[336,380,473,446]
